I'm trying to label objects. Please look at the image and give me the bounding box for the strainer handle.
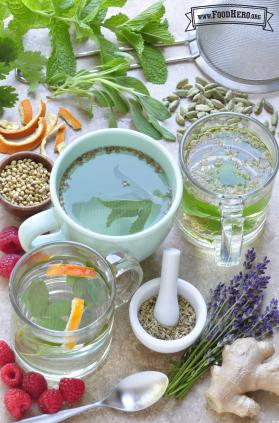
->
[215,199,244,267]
[106,252,143,308]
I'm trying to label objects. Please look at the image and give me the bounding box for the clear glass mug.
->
[177,113,279,266]
[9,242,143,381]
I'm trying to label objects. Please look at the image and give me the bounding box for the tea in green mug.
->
[59,147,172,236]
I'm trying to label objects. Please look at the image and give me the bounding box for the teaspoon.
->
[20,371,169,423]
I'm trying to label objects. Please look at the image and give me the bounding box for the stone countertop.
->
[1,1,279,422]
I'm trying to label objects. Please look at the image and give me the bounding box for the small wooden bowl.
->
[0,152,53,219]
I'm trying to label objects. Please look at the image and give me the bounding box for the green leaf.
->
[104,12,128,29]
[7,0,51,26]
[141,19,174,44]
[46,21,76,84]
[36,299,72,330]
[124,1,165,31]
[0,36,18,63]
[21,0,54,13]
[0,63,10,80]
[129,101,161,140]
[93,89,113,107]
[100,199,153,233]
[54,0,74,13]
[115,76,149,95]
[0,86,18,115]
[0,0,10,20]
[22,278,49,318]
[96,35,118,63]
[138,95,171,121]
[15,50,46,91]
[108,109,117,128]
[117,28,144,56]
[149,116,176,142]
[129,201,152,234]
[104,86,129,113]
[138,44,167,84]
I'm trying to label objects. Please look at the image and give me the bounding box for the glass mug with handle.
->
[177,113,279,266]
[9,241,143,380]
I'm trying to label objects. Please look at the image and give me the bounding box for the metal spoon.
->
[20,371,169,423]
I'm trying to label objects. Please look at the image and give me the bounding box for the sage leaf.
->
[149,116,176,142]
[115,76,149,95]
[139,95,171,121]
[129,101,161,140]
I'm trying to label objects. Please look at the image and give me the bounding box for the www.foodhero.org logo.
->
[186,4,273,31]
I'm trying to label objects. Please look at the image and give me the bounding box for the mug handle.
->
[19,208,65,252]
[214,199,244,266]
[106,252,143,308]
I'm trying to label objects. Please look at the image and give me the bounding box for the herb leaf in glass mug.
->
[22,278,49,318]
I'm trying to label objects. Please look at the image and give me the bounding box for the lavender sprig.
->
[166,249,279,399]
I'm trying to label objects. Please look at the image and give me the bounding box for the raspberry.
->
[1,363,23,388]
[22,372,48,400]
[4,388,32,420]
[0,340,15,366]
[0,226,23,254]
[59,378,85,403]
[38,389,63,414]
[0,254,21,279]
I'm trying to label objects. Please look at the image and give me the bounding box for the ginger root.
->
[206,338,279,418]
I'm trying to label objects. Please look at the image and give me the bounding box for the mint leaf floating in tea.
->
[22,278,49,319]
[36,299,72,331]
[100,199,153,234]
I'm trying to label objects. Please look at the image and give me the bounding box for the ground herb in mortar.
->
[138,296,196,340]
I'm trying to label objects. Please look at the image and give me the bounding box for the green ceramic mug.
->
[19,129,183,261]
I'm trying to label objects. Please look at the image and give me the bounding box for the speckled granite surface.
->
[1,1,279,422]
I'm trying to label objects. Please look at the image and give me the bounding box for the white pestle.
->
[154,248,180,327]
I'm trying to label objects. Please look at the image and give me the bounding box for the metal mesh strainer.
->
[188,0,279,92]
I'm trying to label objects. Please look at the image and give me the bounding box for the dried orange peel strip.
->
[19,99,33,125]
[54,123,66,154]
[0,99,46,139]
[0,118,47,154]
[40,112,59,156]
[64,297,85,349]
[47,264,97,279]
[58,107,82,130]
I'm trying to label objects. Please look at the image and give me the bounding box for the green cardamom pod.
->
[195,104,212,112]
[166,94,179,102]
[176,113,185,126]
[225,90,233,101]
[174,89,189,98]
[271,111,278,127]
[232,91,248,99]
[263,99,274,114]
[195,76,208,86]
[168,99,180,112]
[254,99,264,115]
[195,83,205,93]
[187,88,200,98]
[179,106,188,118]
[205,83,218,90]
[185,111,198,119]
[176,79,189,89]
[211,99,224,109]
